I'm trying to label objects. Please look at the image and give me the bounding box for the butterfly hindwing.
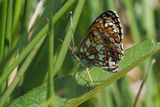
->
[72,10,124,72]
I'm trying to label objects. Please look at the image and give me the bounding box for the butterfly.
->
[71,10,124,72]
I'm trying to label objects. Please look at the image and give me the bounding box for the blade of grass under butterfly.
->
[8,40,160,107]
[63,40,160,107]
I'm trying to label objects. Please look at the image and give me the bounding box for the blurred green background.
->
[0,0,160,107]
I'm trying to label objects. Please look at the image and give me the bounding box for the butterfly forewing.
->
[72,10,124,72]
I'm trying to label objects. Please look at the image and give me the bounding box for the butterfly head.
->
[70,46,81,62]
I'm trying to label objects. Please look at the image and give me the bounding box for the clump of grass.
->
[0,0,160,107]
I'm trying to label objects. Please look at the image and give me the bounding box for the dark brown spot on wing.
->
[89,33,95,41]
[88,46,98,54]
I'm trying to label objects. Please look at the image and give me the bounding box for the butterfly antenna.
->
[70,11,75,47]
[58,38,72,50]
[58,38,64,43]
[58,11,75,51]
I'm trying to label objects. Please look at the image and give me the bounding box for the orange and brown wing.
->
[76,10,124,72]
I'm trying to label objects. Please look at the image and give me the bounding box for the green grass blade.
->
[8,85,47,107]
[12,0,23,34]
[97,87,113,107]
[142,0,156,39]
[0,27,47,86]
[105,0,115,10]
[124,0,141,43]
[0,36,46,107]
[0,0,76,87]
[6,0,13,48]
[53,0,85,74]
[63,40,160,107]
[47,17,54,100]
[8,40,160,107]
[0,0,7,59]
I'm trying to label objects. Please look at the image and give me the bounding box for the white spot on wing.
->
[86,52,90,56]
[117,18,120,22]
[83,46,87,52]
[97,35,101,39]
[86,39,91,47]
[113,28,118,32]
[93,31,99,36]
[92,43,96,47]
[108,57,115,66]
[108,23,113,26]
[98,54,106,61]
[109,37,115,43]
[99,50,103,54]
[105,23,108,27]
[96,44,103,51]
[99,61,103,65]
[99,19,103,23]
[88,55,95,59]
[80,47,83,52]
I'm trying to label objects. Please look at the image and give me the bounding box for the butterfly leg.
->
[76,68,94,89]
[86,68,94,87]
[76,71,92,90]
